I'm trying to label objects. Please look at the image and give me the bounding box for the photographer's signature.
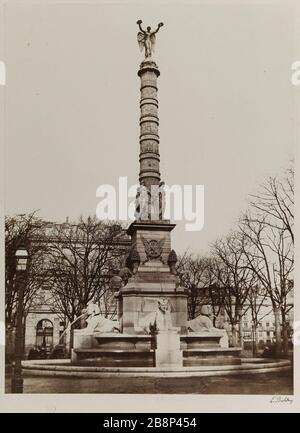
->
[270,396,293,404]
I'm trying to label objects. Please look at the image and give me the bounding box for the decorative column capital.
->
[138,60,160,78]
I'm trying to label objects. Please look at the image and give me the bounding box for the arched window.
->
[36,319,53,350]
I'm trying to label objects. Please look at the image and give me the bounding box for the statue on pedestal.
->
[135,185,150,220]
[137,20,164,58]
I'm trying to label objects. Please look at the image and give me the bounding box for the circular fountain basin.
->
[21,358,291,378]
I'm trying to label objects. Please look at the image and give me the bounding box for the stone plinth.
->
[118,220,188,334]
[127,221,175,265]
[155,331,183,367]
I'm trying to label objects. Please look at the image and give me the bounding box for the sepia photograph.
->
[0,0,299,414]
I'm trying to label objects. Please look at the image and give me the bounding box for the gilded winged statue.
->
[137,19,164,58]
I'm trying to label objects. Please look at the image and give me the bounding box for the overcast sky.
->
[3,1,296,254]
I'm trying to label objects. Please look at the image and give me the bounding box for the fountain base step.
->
[72,348,155,367]
[22,358,292,378]
[183,356,241,367]
[72,347,242,367]
[71,331,243,368]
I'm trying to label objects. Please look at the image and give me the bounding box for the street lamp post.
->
[11,246,28,393]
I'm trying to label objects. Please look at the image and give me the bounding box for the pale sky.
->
[3,1,296,254]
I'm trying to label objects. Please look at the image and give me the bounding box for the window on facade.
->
[36,319,53,350]
[266,322,270,327]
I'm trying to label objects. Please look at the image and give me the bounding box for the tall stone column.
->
[138,60,161,189]
[117,25,188,336]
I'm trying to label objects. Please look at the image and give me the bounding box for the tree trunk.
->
[238,309,244,349]
[231,324,239,347]
[274,307,281,358]
[5,326,15,363]
[68,325,74,357]
[252,325,258,357]
[282,321,289,357]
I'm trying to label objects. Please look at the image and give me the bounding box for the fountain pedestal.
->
[72,330,241,367]
[71,48,241,371]
[155,331,182,367]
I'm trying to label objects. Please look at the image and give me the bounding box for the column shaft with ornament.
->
[114,23,188,335]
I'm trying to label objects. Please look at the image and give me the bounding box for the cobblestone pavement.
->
[5,371,293,394]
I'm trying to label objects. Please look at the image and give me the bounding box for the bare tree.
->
[98,284,118,319]
[249,165,294,244]
[239,211,294,356]
[46,217,128,329]
[5,212,50,327]
[237,162,294,358]
[177,253,211,320]
[212,232,256,348]
[177,253,225,323]
[178,164,294,356]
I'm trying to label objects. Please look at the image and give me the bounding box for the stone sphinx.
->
[81,303,120,334]
[134,298,179,334]
[150,298,178,333]
[187,305,229,348]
